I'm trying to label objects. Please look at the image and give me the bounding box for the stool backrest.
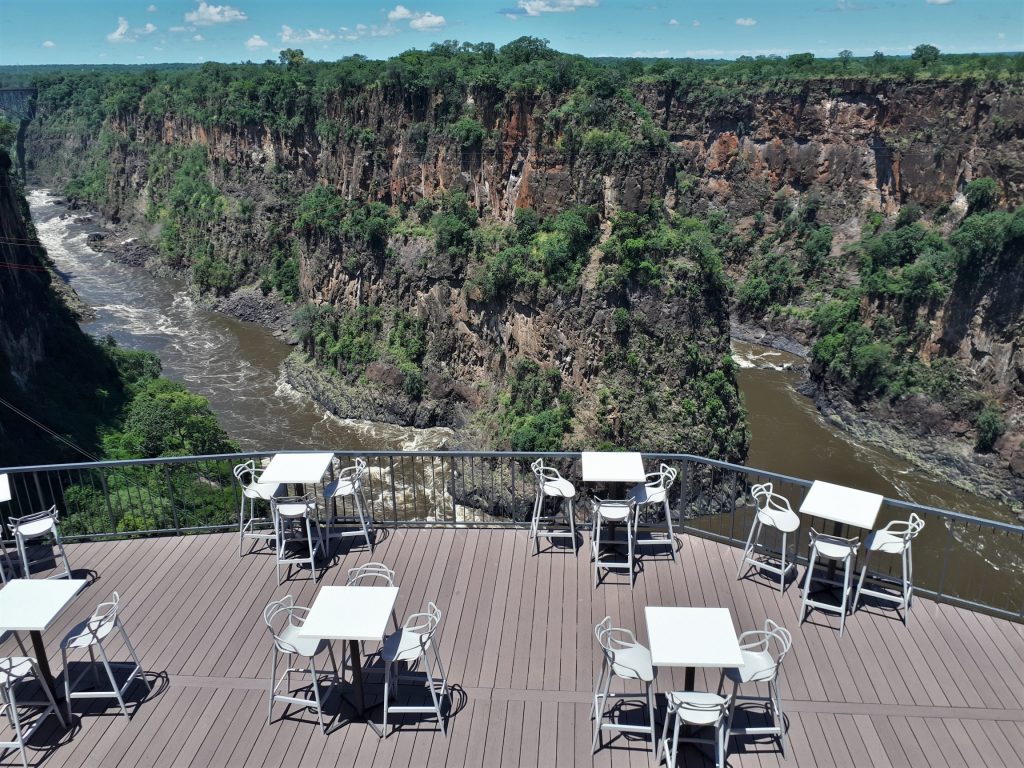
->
[263,595,306,655]
[7,505,59,535]
[347,562,396,586]
[751,483,795,527]
[271,494,316,520]
[338,457,368,484]
[233,460,260,488]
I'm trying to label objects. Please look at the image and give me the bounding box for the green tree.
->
[279,48,307,68]
[107,378,236,458]
[911,44,940,69]
[964,177,999,214]
[838,50,853,69]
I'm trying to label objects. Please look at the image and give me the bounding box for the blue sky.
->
[1,0,1020,65]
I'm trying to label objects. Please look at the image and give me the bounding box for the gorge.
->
[3,43,1023,511]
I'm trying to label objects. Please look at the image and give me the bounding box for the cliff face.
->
[0,152,122,464]
[28,79,1024,221]
[20,74,1024,463]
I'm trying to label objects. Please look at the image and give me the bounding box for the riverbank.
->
[66,195,296,340]
[732,325,1023,518]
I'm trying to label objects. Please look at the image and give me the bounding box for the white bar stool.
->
[799,529,859,636]
[854,513,925,624]
[528,459,577,554]
[736,482,800,592]
[719,619,792,757]
[591,498,638,587]
[592,617,656,756]
[234,460,285,555]
[263,596,341,732]
[7,506,71,580]
[60,592,151,720]
[272,494,322,584]
[323,458,374,552]
[628,463,678,560]
[380,602,449,737]
[658,691,732,768]
[0,656,66,768]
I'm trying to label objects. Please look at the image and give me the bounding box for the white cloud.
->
[169,25,187,32]
[106,17,132,42]
[385,5,446,30]
[245,34,268,48]
[280,25,336,42]
[409,12,446,30]
[735,17,757,26]
[925,0,953,4]
[42,40,55,48]
[192,34,204,40]
[147,3,158,11]
[668,18,678,25]
[997,31,1006,40]
[632,49,669,57]
[388,4,414,20]
[142,23,157,34]
[185,2,248,25]
[505,13,519,19]
[692,19,700,27]
[517,0,598,15]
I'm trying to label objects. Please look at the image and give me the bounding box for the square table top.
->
[645,606,743,669]
[260,452,336,486]
[298,585,400,642]
[798,479,884,530]
[581,451,646,484]
[0,579,87,632]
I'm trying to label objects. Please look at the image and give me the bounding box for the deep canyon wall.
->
[19,68,1024,477]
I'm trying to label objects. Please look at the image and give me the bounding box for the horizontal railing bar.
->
[2,450,1017,532]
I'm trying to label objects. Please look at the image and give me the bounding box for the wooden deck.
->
[2,528,1023,768]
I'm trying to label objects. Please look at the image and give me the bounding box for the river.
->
[29,190,453,453]
[30,190,1012,521]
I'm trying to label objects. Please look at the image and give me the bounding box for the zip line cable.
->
[0,395,101,462]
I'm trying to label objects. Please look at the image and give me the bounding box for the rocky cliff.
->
[0,151,123,464]
[17,60,1024,474]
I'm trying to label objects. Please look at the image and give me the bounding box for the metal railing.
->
[1,450,1021,622]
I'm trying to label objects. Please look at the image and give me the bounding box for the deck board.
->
[1,528,1022,768]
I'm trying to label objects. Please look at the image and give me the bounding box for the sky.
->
[1,0,1021,66]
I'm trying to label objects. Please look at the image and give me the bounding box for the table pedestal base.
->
[30,630,63,704]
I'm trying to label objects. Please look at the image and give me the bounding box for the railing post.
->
[388,456,398,524]
[450,454,457,524]
[99,471,117,535]
[935,517,955,602]
[163,464,181,534]
[728,470,737,543]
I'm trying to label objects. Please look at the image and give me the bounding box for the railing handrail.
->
[1,449,1020,533]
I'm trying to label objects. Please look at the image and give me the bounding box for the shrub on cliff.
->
[495,359,574,452]
[974,403,1005,453]
[964,177,999,214]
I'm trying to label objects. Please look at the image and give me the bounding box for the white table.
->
[299,585,399,732]
[0,579,87,699]
[581,452,646,484]
[259,452,336,486]
[645,606,743,691]
[799,480,884,532]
